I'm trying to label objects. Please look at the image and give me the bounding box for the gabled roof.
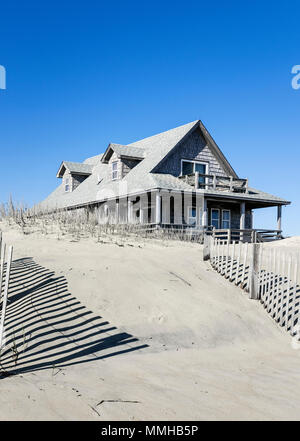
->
[101,143,145,163]
[56,161,93,178]
[135,120,238,178]
[39,119,289,212]
[199,121,238,178]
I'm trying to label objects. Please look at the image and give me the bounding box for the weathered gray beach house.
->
[39,120,290,239]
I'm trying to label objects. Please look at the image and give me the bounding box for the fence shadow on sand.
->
[0,257,148,376]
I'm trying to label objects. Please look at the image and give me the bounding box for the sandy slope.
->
[265,236,300,249]
[0,222,300,420]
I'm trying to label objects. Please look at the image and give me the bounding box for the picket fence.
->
[0,232,13,352]
[206,236,300,335]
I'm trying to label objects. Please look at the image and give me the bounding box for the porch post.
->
[195,172,199,190]
[240,202,246,229]
[277,205,282,236]
[116,199,119,224]
[202,198,208,228]
[140,198,144,224]
[155,192,161,225]
[128,198,132,223]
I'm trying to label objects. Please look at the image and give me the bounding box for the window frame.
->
[211,208,220,229]
[112,161,119,180]
[181,159,208,175]
[181,159,209,186]
[65,177,70,192]
[221,209,231,229]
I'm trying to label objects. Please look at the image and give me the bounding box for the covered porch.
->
[91,189,288,242]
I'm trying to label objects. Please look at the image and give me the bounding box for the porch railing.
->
[178,172,249,193]
[208,228,282,243]
[114,224,282,244]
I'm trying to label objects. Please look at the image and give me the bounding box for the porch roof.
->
[200,187,290,207]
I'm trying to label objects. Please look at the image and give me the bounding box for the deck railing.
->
[209,228,282,243]
[110,224,282,243]
[178,172,249,193]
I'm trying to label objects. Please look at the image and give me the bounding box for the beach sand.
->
[0,221,299,421]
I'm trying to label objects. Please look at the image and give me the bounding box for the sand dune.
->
[0,222,300,420]
[265,236,300,248]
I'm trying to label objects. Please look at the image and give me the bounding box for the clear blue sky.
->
[0,0,299,235]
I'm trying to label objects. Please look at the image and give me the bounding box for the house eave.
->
[119,155,143,162]
[200,189,291,206]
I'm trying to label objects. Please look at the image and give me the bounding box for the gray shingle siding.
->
[62,171,89,192]
[154,127,227,177]
[122,158,141,177]
[108,152,141,179]
[72,174,89,191]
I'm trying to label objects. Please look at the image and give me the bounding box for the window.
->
[182,161,194,175]
[211,208,220,229]
[188,207,197,225]
[222,210,231,229]
[181,160,208,185]
[65,178,70,192]
[112,161,118,180]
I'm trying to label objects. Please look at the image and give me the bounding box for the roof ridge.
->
[127,120,200,147]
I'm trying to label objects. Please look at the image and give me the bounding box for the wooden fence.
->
[205,235,300,335]
[0,232,13,352]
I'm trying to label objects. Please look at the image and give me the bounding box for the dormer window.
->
[65,178,70,192]
[112,161,118,180]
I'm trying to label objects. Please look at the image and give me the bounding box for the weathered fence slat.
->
[285,257,292,330]
[235,241,241,286]
[276,253,285,323]
[249,243,260,300]
[225,239,230,278]
[229,241,235,281]
[221,241,225,275]
[0,242,6,303]
[265,250,272,309]
[217,240,221,273]
[0,245,13,352]
[269,249,278,317]
[267,249,275,314]
[289,256,299,335]
[241,242,248,288]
